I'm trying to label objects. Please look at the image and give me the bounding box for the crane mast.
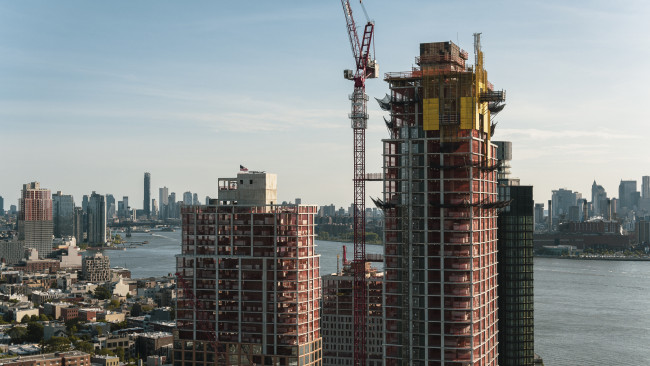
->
[340,1,377,365]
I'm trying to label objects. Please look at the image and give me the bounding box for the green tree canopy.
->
[26,322,44,343]
[94,286,111,300]
[130,303,142,317]
[7,326,27,343]
[44,336,72,353]
[74,340,94,354]
[96,348,115,356]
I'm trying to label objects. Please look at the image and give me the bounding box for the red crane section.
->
[339,1,377,365]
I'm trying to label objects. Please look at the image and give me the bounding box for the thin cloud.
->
[499,128,640,141]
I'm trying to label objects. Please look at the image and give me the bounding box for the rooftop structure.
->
[380,36,502,365]
[217,171,278,205]
[175,171,321,366]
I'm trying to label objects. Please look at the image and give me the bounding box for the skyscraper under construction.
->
[379,35,505,365]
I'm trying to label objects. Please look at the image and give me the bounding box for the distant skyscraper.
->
[73,207,84,244]
[192,193,199,206]
[82,195,89,213]
[495,141,535,366]
[551,188,581,223]
[182,191,192,205]
[144,172,151,218]
[18,182,53,258]
[159,187,169,220]
[169,192,176,219]
[591,181,607,218]
[174,171,321,365]
[151,199,158,218]
[643,176,650,199]
[618,180,638,211]
[87,192,107,246]
[534,203,545,225]
[119,196,129,219]
[106,194,116,219]
[0,195,4,216]
[52,192,75,238]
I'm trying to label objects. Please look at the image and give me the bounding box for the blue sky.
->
[1,0,649,208]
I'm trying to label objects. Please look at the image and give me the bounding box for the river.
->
[96,230,650,365]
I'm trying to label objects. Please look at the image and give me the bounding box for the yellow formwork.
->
[460,97,474,130]
[423,98,439,131]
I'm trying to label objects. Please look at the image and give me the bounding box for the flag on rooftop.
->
[240,165,248,172]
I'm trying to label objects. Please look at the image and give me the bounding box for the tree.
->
[39,314,49,322]
[108,299,121,310]
[44,336,72,353]
[65,318,81,334]
[94,286,111,300]
[110,320,129,332]
[96,348,115,356]
[115,347,125,361]
[21,314,30,323]
[30,315,39,322]
[131,303,143,317]
[26,322,44,343]
[74,340,94,354]
[7,326,27,343]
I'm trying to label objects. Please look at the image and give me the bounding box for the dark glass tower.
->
[144,172,151,218]
[495,141,535,366]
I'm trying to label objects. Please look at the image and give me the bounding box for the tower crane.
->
[339,1,377,365]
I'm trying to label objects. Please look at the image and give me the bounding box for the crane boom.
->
[340,1,377,365]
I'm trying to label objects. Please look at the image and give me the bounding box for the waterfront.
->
[99,231,650,365]
[534,257,650,365]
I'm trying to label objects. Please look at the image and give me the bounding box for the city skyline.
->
[2,1,650,208]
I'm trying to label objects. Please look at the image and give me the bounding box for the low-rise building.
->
[43,321,68,341]
[61,307,79,322]
[134,332,173,359]
[43,302,75,320]
[31,289,65,305]
[97,311,126,324]
[1,351,90,366]
[0,301,39,322]
[21,259,60,274]
[97,334,134,356]
[79,308,103,322]
[91,355,119,366]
